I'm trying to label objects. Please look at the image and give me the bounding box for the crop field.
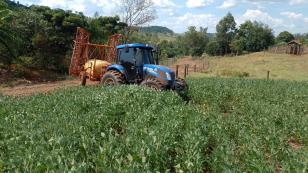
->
[0,78,307,172]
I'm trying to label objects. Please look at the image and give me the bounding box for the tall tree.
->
[237,21,274,52]
[276,31,294,44]
[88,15,127,44]
[119,0,156,39]
[0,1,16,69]
[216,12,236,55]
[182,26,208,56]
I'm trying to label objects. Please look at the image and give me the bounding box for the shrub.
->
[206,41,221,56]
[218,69,250,78]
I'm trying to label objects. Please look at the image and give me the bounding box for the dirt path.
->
[0,79,98,97]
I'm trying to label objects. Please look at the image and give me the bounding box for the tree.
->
[181,26,208,56]
[205,41,221,56]
[119,0,156,39]
[230,38,245,55]
[237,21,275,52]
[0,1,16,69]
[276,31,294,43]
[216,12,236,55]
[88,15,127,44]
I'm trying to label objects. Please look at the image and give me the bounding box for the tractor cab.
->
[116,44,157,83]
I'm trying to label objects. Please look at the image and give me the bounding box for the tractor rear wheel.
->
[141,77,166,91]
[101,70,125,86]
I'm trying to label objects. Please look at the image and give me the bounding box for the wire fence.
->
[268,45,308,55]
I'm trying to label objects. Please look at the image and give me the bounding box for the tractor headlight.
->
[166,72,171,80]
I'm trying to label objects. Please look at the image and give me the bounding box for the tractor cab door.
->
[118,48,138,82]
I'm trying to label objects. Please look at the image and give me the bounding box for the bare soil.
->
[0,79,98,97]
[288,138,303,150]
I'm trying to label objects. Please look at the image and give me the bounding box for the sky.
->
[17,0,308,34]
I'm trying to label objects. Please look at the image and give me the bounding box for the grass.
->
[196,52,308,81]
[0,77,307,172]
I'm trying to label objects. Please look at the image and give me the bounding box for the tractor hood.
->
[143,64,175,81]
[144,64,173,73]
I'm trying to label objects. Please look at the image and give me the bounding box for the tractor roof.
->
[117,43,154,49]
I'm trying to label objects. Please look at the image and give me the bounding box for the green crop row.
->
[0,78,307,172]
[187,78,308,172]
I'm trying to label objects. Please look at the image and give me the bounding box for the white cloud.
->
[241,9,283,26]
[289,0,307,5]
[153,0,176,7]
[280,11,308,25]
[151,12,219,33]
[218,0,236,9]
[39,0,67,8]
[186,0,214,8]
[39,0,86,13]
[175,12,218,32]
[280,11,304,19]
[90,0,109,7]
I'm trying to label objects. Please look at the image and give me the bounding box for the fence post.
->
[186,64,189,76]
[267,71,270,80]
[176,65,179,78]
[184,65,187,78]
[194,64,197,72]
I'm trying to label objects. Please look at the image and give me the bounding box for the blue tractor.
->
[100,43,188,93]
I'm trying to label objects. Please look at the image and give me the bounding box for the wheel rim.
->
[104,78,116,86]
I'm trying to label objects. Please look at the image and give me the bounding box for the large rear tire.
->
[101,70,125,86]
[141,77,166,91]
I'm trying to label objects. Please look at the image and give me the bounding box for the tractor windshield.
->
[143,49,155,64]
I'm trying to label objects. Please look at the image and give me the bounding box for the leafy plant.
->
[0,78,307,172]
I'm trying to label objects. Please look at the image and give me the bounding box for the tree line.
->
[0,0,127,74]
[155,13,301,58]
[1,0,307,78]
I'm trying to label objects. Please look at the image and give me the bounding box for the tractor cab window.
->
[134,48,154,65]
[118,48,135,65]
[143,49,154,64]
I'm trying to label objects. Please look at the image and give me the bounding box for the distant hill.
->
[5,0,27,10]
[139,26,174,34]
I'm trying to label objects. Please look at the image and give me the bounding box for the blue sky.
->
[18,0,308,34]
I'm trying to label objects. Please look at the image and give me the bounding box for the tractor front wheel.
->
[174,78,190,101]
[174,78,188,93]
[101,70,125,86]
[141,77,166,91]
